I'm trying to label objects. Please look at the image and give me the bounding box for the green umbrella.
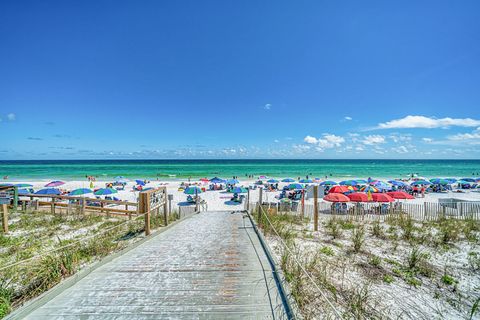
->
[184,186,203,195]
[69,188,93,196]
[228,187,248,193]
[94,188,118,196]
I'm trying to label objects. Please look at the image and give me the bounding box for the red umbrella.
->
[329,186,350,194]
[371,193,394,202]
[347,192,370,202]
[200,178,209,182]
[324,193,350,202]
[387,191,414,200]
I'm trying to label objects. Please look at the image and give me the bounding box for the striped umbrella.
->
[360,186,378,193]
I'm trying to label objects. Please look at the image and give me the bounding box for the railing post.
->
[139,191,150,236]
[163,191,168,226]
[313,185,318,231]
[2,204,8,234]
[301,190,305,219]
[246,188,250,211]
[50,198,55,215]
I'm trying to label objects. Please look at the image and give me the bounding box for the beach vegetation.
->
[351,225,365,253]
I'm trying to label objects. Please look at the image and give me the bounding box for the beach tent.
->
[35,188,61,195]
[45,181,65,187]
[210,177,225,184]
[324,193,350,202]
[281,178,295,182]
[347,192,370,202]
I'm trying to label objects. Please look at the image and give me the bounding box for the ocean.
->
[1,159,479,181]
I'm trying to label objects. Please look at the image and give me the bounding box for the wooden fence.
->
[248,200,480,222]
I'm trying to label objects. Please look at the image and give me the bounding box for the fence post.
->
[313,185,318,231]
[163,190,168,226]
[138,191,150,236]
[258,188,263,222]
[50,198,55,215]
[246,188,250,211]
[81,198,86,215]
[2,204,8,233]
[301,190,305,219]
[423,202,427,220]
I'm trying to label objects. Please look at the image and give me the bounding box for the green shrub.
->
[383,275,394,284]
[319,246,334,256]
[369,255,381,267]
[352,225,365,253]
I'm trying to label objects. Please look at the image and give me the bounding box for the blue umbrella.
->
[184,186,203,195]
[18,188,33,195]
[94,188,118,196]
[460,178,476,182]
[0,183,14,187]
[339,180,357,186]
[411,180,431,186]
[226,179,239,184]
[299,179,313,183]
[388,180,407,186]
[229,187,248,193]
[210,177,225,184]
[135,179,146,186]
[267,179,279,183]
[281,178,295,182]
[320,180,337,186]
[429,178,450,185]
[14,183,33,188]
[445,178,457,183]
[69,188,93,196]
[288,183,304,190]
[35,188,61,195]
[354,179,368,184]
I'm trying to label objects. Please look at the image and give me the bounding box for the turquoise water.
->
[1,160,479,180]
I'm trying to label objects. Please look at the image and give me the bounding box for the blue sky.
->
[1,0,479,159]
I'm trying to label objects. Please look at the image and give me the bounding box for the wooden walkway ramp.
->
[21,211,289,319]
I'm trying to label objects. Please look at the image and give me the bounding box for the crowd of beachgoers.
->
[2,174,480,211]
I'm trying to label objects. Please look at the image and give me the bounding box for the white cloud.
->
[355,146,364,151]
[344,116,352,121]
[7,113,15,121]
[274,139,279,143]
[362,135,385,145]
[422,138,433,143]
[304,134,345,151]
[447,128,480,142]
[389,133,411,143]
[293,144,311,153]
[264,103,272,110]
[392,146,409,153]
[375,115,480,129]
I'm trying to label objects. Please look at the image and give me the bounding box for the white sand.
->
[11,177,480,211]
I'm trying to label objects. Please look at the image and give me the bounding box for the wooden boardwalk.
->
[21,211,289,319]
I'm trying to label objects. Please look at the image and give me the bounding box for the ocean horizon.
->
[1,159,479,180]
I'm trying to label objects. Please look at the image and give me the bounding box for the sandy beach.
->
[10,177,480,211]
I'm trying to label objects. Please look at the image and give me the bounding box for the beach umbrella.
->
[411,180,431,186]
[460,178,476,182]
[288,183,304,190]
[347,192,370,202]
[200,178,210,182]
[445,178,457,183]
[371,193,394,202]
[69,188,93,196]
[258,175,268,179]
[94,188,118,196]
[45,181,65,187]
[360,185,378,193]
[320,180,337,186]
[184,186,203,195]
[354,179,368,184]
[324,193,350,202]
[18,188,33,195]
[388,180,407,186]
[387,191,414,200]
[0,183,14,187]
[429,178,450,185]
[229,187,248,193]
[210,177,225,184]
[226,179,239,184]
[267,179,279,183]
[135,180,146,186]
[329,186,350,194]
[339,180,357,186]
[299,179,313,183]
[35,188,61,195]
[14,183,33,188]
[281,178,295,182]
